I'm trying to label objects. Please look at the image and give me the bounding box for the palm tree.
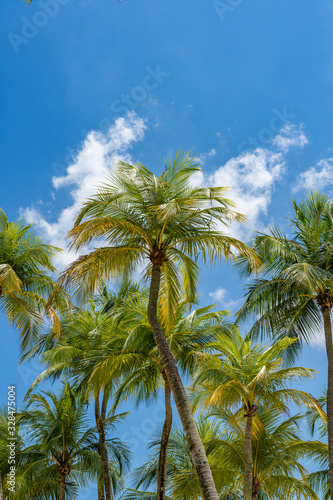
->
[17,383,99,500]
[190,330,322,500]
[0,208,64,351]
[26,284,133,500]
[60,152,258,500]
[124,411,323,500]
[106,291,232,500]
[236,191,333,497]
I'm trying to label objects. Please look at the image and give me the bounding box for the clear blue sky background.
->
[1,0,333,497]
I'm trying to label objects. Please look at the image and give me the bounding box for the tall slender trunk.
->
[59,472,66,500]
[95,391,113,500]
[157,373,173,500]
[243,409,254,500]
[322,306,333,498]
[147,263,219,500]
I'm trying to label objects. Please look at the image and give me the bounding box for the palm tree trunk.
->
[322,306,333,498]
[95,392,113,500]
[157,373,173,500]
[147,263,219,500]
[59,472,66,500]
[243,410,254,500]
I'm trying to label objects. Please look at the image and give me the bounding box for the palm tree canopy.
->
[236,192,333,351]
[190,329,321,417]
[16,383,98,499]
[0,208,64,350]
[61,152,259,326]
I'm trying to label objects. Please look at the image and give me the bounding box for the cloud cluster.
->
[271,123,308,152]
[195,122,308,240]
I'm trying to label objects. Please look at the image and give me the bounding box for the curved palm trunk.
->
[59,472,66,500]
[322,306,333,498]
[95,391,113,500]
[243,410,254,500]
[148,263,219,500]
[157,373,173,500]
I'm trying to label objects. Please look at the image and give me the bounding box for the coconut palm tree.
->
[236,191,333,497]
[26,284,133,500]
[106,291,232,500]
[190,330,322,500]
[60,152,258,500]
[0,208,63,351]
[17,383,100,500]
[124,411,323,500]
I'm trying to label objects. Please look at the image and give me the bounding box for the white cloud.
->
[211,148,285,239]
[21,112,147,270]
[192,122,308,241]
[209,287,227,302]
[294,158,333,192]
[272,122,308,152]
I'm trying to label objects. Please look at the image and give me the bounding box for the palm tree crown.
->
[62,152,257,321]
[17,383,98,500]
[0,208,61,350]
[190,330,321,500]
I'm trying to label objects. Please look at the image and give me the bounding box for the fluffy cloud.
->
[294,158,333,192]
[21,112,146,269]
[192,148,285,240]
[212,148,284,234]
[271,123,308,152]
[209,287,227,302]
[192,122,308,240]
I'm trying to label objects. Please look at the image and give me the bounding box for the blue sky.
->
[1,0,333,496]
